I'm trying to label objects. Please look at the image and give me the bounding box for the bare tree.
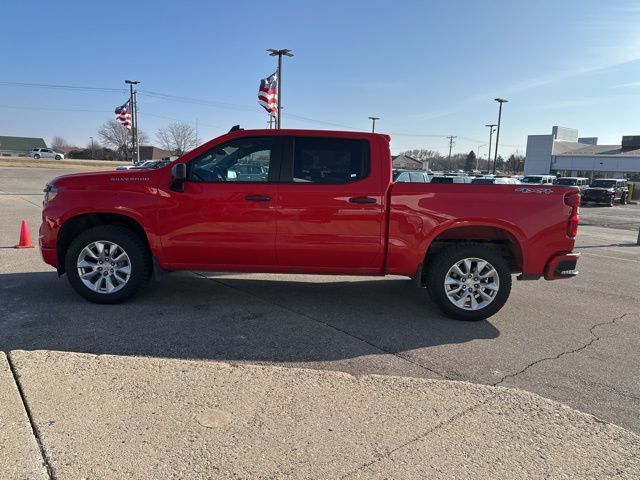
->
[51,136,71,152]
[156,122,197,156]
[97,120,148,160]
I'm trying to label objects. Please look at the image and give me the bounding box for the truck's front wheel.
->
[65,225,151,304]
[425,243,512,321]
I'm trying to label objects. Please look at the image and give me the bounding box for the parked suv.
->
[556,177,590,192]
[32,148,64,160]
[520,175,556,185]
[582,179,629,206]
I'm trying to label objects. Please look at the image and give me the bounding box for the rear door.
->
[159,136,282,269]
[275,136,385,271]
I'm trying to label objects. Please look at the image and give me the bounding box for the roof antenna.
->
[229,125,242,133]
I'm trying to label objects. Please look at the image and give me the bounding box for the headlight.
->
[43,185,58,206]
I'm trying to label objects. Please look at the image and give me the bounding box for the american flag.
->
[258,71,278,117]
[115,100,132,130]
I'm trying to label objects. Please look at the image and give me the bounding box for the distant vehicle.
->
[116,160,166,171]
[471,177,521,185]
[556,177,590,191]
[521,175,556,185]
[228,163,267,181]
[131,160,169,169]
[32,148,64,160]
[582,179,629,206]
[393,169,430,183]
[430,176,474,184]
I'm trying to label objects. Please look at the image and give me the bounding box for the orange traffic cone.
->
[15,220,34,249]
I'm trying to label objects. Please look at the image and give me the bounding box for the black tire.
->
[54,155,62,160]
[33,154,40,159]
[608,196,614,207]
[65,225,151,304]
[620,193,627,205]
[425,243,512,321]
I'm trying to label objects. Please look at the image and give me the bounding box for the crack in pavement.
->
[193,273,452,381]
[339,393,498,479]
[493,312,633,387]
[6,352,56,480]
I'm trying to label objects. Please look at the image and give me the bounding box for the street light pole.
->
[125,80,140,163]
[368,116,380,133]
[267,49,294,128]
[493,98,508,174]
[485,124,496,173]
[89,136,94,160]
[477,144,486,171]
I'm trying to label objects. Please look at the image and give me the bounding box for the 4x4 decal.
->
[515,187,554,194]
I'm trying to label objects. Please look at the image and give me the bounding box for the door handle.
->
[245,195,272,202]
[349,196,376,204]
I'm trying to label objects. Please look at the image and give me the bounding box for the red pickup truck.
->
[40,128,580,321]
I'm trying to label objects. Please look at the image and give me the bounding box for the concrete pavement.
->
[5,350,640,479]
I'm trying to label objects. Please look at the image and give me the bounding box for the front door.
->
[159,136,281,269]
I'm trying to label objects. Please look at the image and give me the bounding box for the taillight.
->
[564,191,580,238]
[567,213,579,237]
[564,192,581,208]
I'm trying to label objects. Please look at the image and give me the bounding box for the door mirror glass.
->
[171,163,187,192]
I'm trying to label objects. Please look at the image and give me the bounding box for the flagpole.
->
[134,89,140,163]
[125,80,140,164]
[267,49,294,129]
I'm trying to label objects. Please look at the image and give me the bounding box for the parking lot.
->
[1,166,639,477]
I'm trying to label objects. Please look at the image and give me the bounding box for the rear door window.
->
[290,137,370,184]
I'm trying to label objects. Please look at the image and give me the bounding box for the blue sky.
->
[3,0,640,157]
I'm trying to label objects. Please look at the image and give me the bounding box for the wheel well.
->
[57,213,150,273]
[424,226,523,274]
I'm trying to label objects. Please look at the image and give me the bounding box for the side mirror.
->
[170,163,187,192]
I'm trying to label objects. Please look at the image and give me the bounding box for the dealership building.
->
[525,126,640,179]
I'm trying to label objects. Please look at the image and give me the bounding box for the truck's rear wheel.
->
[65,225,151,304]
[425,243,511,321]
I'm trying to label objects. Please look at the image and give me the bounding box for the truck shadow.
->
[0,271,499,373]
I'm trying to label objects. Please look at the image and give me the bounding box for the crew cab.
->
[40,128,581,321]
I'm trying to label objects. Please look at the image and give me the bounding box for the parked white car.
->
[31,148,64,160]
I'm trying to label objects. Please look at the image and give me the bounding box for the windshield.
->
[591,180,616,188]
[557,178,577,186]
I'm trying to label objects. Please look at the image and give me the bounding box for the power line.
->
[0,81,524,148]
[0,104,112,113]
[0,81,125,93]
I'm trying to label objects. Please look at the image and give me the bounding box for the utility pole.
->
[89,136,94,160]
[485,124,497,173]
[125,80,140,163]
[493,98,508,173]
[267,49,294,128]
[447,135,457,163]
[368,116,380,133]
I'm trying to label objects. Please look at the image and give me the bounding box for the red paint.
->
[40,128,579,281]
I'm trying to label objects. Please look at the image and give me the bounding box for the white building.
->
[525,126,640,179]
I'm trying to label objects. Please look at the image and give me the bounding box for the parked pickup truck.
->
[40,128,581,321]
